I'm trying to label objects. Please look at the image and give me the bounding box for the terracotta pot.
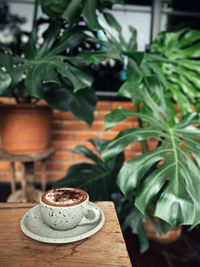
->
[0,104,52,154]
[142,219,182,244]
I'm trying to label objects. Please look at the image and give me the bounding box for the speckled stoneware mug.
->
[39,187,101,231]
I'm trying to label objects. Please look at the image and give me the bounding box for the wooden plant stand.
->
[0,148,54,202]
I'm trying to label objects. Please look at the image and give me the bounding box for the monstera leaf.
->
[0,22,96,123]
[40,0,124,30]
[53,138,124,201]
[101,86,200,228]
[0,69,11,93]
[97,27,200,116]
[143,29,200,114]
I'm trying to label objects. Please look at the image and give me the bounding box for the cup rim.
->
[40,187,89,207]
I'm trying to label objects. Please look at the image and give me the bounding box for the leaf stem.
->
[134,103,148,153]
[169,128,179,195]
[32,0,39,31]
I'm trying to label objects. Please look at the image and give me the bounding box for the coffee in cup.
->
[39,187,100,231]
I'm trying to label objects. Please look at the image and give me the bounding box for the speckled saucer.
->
[20,202,105,243]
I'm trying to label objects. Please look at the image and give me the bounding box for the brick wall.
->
[0,100,149,184]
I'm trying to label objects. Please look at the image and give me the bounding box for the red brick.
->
[46,160,89,172]
[75,132,99,141]
[52,131,98,141]
[95,110,138,123]
[111,101,134,110]
[125,151,142,160]
[53,121,87,131]
[51,150,75,161]
[148,140,159,151]
[34,171,65,182]
[46,162,70,172]
[47,172,66,182]
[94,111,110,121]
[100,132,118,139]
[89,121,105,131]
[53,111,74,120]
[0,171,12,181]
[126,116,138,122]
[51,140,84,150]
[52,121,64,131]
[0,161,11,171]
[132,142,142,151]
[96,101,111,111]
[110,121,136,131]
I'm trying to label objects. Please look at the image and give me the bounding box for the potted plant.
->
[53,20,200,252]
[99,29,200,251]
[0,0,123,154]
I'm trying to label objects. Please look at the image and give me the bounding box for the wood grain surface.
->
[0,202,132,267]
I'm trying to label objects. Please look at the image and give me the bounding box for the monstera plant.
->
[143,29,200,114]
[72,13,200,116]
[100,75,200,250]
[0,0,125,123]
[0,0,122,154]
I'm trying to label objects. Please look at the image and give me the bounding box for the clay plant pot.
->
[0,104,52,155]
[142,218,182,244]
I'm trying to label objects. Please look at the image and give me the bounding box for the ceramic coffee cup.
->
[39,187,101,231]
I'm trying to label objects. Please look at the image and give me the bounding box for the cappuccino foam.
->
[42,188,87,206]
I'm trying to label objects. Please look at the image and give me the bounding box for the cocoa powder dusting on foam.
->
[42,188,87,206]
[53,189,81,202]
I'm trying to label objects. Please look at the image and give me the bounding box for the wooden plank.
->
[0,202,132,267]
[0,202,36,209]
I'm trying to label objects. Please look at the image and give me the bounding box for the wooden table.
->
[0,148,54,202]
[0,202,132,267]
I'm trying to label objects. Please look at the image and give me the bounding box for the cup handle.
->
[79,204,101,226]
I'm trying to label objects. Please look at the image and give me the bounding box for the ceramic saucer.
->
[20,202,105,243]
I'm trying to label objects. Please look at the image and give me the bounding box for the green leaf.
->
[112,103,200,227]
[44,84,97,125]
[24,29,37,59]
[117,149,165,197]
[0,70,11,93]
[127,57,143,84]
[127,26,137,51]
[37,23,60,58]
[67,65,93,91]
[83,0,102,30]
[53,138,124,201]
[25,65,44,98]
[103,11,122,33]
[40,0,70,17]
[101,127,162,161]
[147,29,200,112]
[104,106,166,132]
[72,145,103,165]
[104,107,134,130]
[178,30,200,48]
[102,78,200,228]
[62,0,83,26]
[123,208,149,253]
[47,31,84,57]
